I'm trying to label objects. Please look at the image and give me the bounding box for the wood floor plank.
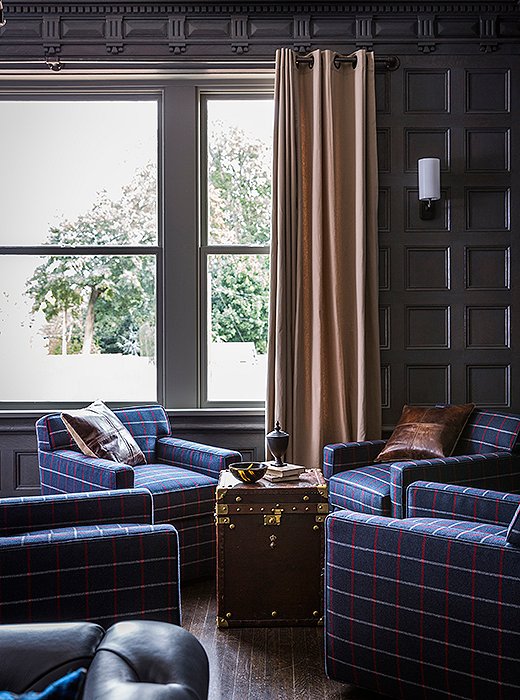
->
[181,579,386,700]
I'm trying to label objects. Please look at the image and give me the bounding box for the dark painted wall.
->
[0,1,518,496]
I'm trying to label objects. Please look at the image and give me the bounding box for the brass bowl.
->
[229,462,268,484]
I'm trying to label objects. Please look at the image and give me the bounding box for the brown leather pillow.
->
[374,403,475,463]
[61,400,146,466]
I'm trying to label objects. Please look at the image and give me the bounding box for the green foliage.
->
[25,118,271,358]
[25,163,156,356]
[210,255,270,355]
[208,123,271,246]
[208,120,271,353]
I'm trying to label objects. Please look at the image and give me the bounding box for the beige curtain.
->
[266,48,381,469]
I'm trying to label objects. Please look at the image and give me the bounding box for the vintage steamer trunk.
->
[216,468,328,628]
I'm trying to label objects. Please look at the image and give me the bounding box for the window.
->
[0,80,274,410]
[202,96,274,404]
[0,99,158,403]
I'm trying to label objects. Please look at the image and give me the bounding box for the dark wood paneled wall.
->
[0,1,519,495]
[377,53,519,430]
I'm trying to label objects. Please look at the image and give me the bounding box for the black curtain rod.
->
[296,54,400,71]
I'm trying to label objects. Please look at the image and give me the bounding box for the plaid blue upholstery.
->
[133,464,217,520]
[390,451,520,518]
[506,506,520,546]
[324,410,520,519]
[36,404,242,580]
[157,436,241,480]
[0,488,151,536]
[325,506,520,699]
[173,514,216,581]
[323,440,387,480]
[407,481,520,526]
[0,491,180,627]
[328,465,392,515]
[38,450,135,494]
[455,409,520,455]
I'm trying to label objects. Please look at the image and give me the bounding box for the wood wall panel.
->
[378,53,519,429]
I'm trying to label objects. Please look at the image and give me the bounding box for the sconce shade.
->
[418,158,440,202]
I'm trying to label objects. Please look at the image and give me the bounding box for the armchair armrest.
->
[0,488,152,537]
[156,436,242,480]
[39,449,134,493]
[323,440,386,480]
[390,451,520,518]
[407,481,520,526]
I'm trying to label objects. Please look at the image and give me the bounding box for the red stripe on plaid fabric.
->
[84,539,90,620]
[140,534,146,615]
[55,546,61,621]
[498,547,504,700]
[419,535,427,695]
[470,544,478,699]
[26,547,32,622]
[495,415,508,449]
[395,529,404,697]
[350,522,358,685]
[371,526,381,694]
[136,408,152,460]
[112,537,118,620]
[328,517,337,678]
[167,532,173,623]
[479,412,496,453]
[444,538,451,696]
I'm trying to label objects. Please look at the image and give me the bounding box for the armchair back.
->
[454,409,520,455]
[36,405,171,463]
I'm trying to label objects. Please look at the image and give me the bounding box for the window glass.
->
[207,99,273,246]
[0,255,156,402]
[207,254,269,402]
[0,101,157,246]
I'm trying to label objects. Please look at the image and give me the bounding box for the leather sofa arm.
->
[83,621,209,700]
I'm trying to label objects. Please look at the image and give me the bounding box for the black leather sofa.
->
[0,619,209,699]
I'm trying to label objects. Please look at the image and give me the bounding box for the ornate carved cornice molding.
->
[0,1,518,63]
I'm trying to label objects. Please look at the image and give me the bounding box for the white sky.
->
[0,100,158,246]
[0,98,273,247]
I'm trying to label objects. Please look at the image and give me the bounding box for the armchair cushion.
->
[328,465,392,515]
[374,403,475,463]
[133,465,217,520]
[61,400,145,467]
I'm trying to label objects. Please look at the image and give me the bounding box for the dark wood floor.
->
[181,579,385,700]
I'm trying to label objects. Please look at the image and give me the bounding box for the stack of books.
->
[264,464,306,482]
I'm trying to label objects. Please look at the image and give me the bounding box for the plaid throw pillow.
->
[62,400,146,466]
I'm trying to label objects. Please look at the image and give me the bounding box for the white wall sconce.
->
[418,157,440,220]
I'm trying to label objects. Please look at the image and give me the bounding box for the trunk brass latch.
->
[264,508,283,526]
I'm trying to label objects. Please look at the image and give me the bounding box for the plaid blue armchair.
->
[36,405,242,580]
[325,481,520,699]
[0,488,180,627]
[324,409,520,518]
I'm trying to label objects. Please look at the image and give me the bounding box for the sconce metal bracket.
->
[419,199,436,220]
